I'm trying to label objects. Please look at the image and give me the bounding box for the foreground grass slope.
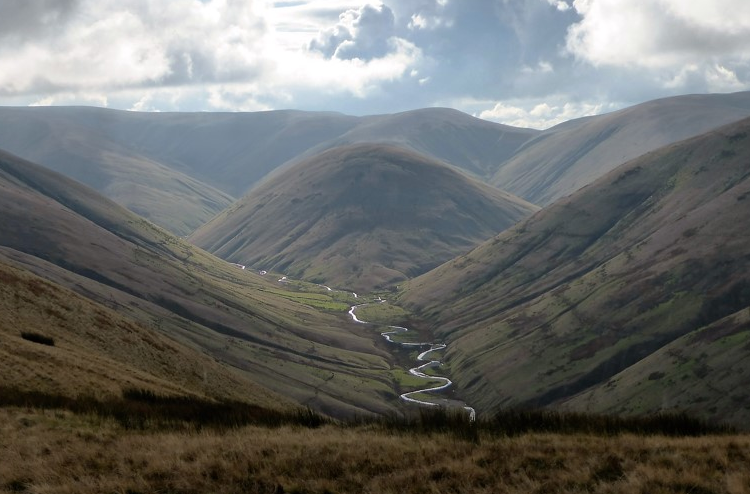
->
[1,407,748,494]
[401,117,750,427]
[191,144,539,292]
[0,148,397,417]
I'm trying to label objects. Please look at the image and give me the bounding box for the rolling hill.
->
[3,94,748,238]
[190,144,540,292]
[0,148,399,417]
[0,106,238,235]
[296,107,539,179]
[491,91,750,205]
[0,106,537,235]
[400,117,750,427]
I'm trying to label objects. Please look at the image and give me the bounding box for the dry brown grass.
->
[0,260,287,408]
[1,408,748,494]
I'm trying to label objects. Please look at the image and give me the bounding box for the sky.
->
[1,0,750,128]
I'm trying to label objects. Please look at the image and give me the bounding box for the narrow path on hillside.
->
[349,303,476,421]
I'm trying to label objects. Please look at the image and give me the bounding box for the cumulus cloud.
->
[566,0,750,68]
[546,0,572,12]
[308,3,398,60]
[405,0,452,30]
[2,0,748,118]
[662,63,747,93]
[0,0,268,96]
[479,99,613,129]
[278,36,422,97]
[0,0,424,110]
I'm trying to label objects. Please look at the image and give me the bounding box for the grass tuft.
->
[4,479,31,493]
[487,408,734,437]
[0,386,734,438]
[0,387,331,431]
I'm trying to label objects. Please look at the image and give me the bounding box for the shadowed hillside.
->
[492,91,750,205]
[191,144,539,292]
[401,117,750,427]
[2,94,749,236]
[0,148,398,417]
[0,106,535,235]
[0,107,239,235]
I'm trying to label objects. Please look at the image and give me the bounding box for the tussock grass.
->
[0,385,731,440]
[485,408,735,437]
[1,406,748,494]
[0,387,329,431]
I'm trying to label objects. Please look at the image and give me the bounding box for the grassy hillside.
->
[191,144,539,292]
[0,260,287,407]
[0,148,399,417]
[492,91,750,205]
[562,309,750,425]
[401,117,750,427]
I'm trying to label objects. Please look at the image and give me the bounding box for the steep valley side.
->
[401,117,750,428]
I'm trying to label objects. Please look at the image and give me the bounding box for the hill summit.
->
[191,144,539,291]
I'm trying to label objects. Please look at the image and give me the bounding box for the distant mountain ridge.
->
[190,143,539,292]
[491,91,750,205]
[400,117,750,427]
[2,92,749,237]
[0,106,536,235]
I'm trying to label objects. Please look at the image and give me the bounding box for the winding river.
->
[349,303,476,421]
[239,264,474,420]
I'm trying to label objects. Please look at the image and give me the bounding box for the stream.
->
[247,264,475,420]
[349,303,476,421]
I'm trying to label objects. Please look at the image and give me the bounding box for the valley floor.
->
[1,408,749,494]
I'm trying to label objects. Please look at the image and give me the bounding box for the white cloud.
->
[546,0,571,12]
[408,13,429,30]
[707,64,744,90]
[273,36,422,97]
[2,0,748,117]
[408,12,449,30]
[29,91,109,108]
[521,61,554,74]
[479,99,613,129]
[0,0,423,110]
[0,0,268,95]
[207,85,273,112]
[309,3,398,60]
[566,0,750,68]
[662,63,744,93]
